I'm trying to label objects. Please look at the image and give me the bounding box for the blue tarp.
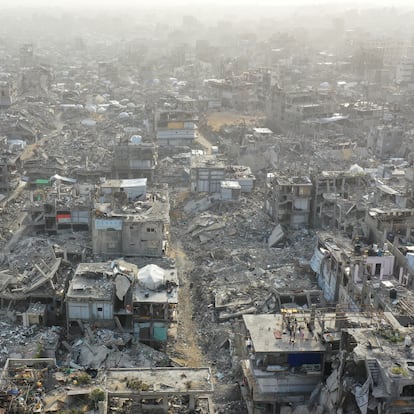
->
[288,352,322,367]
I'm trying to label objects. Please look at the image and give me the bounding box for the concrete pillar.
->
[189,395,195,410]
[399,267,404,284]
[162,396,168,412]
[354,264,359,284]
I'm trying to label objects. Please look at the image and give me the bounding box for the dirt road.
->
[170,239,204,368]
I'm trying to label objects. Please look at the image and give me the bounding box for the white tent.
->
[138,264,165,290]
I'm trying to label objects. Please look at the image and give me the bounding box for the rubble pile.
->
[170,188,319,400]
[5,237,56,271]
[0,320,61,364]
[65,328,171,370]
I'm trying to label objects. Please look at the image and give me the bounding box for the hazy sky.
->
[4,0,414,7]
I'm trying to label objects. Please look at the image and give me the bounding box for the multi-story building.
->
[112,140,157,182]
[240,312,335,414]
[311,232,396,307]
[66,260,178,345]
[367,125,404,158]
[25,181,93,234]
[190,154,226,193]
[311,169,371,231]
[156,96,198,147]
[265,173,312,228]
[92,180,170,257]
[132,264,178,345]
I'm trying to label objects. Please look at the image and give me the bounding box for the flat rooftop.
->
[100,178,148,188]
[67,260,138,301]
[105,367,213,395]
[243,314,328,354]
[275,175,312,187]
[94,187,170,222]
[190,154,226,169]
[320,170,368,178]
[349,319,414,381]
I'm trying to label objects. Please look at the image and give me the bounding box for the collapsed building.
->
[311,167,371,232]
[0,358,214,413]
[0,250,67,326]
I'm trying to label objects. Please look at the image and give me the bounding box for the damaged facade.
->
[265,173,313,228]
[92,180,170,257]
[66,260,178,345]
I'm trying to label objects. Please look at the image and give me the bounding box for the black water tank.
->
[390,288,397,300]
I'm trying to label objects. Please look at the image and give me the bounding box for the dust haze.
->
[1,0,414,414]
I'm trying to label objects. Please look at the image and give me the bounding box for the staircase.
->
[367,359,380,385]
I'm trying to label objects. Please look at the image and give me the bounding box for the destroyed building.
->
[204,77,257,111]
[311,232,396,308]
[265,173,313,228]
[19,65,52,97]
[0,81,13,109]
[226,165,256,193]
[0,358,214,413]
[311,167,371,231]
[313,312,414,414]
[112,139,157,182]
[368,125,404,159]
[266,87,336,132]
[132,263,178,345]
[66,260,178,345]
[25,179,92,234]
[66,259,138,331]
[92,179,170,257]
[0,253,66,324]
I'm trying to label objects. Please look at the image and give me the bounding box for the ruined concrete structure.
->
[66,260,178,344]
[113,140,157,182]
[240,312,333,414]
[265,173,312,228]
[311,168,371,232]
[92,180,170,257]
[0,359,213,413]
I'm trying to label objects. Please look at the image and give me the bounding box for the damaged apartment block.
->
[25,178,93,234]
[66,259,178,345]
[311,167,371,232]
[112,137,157,182]
[92,179,170,257]
[265,172,313,228]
